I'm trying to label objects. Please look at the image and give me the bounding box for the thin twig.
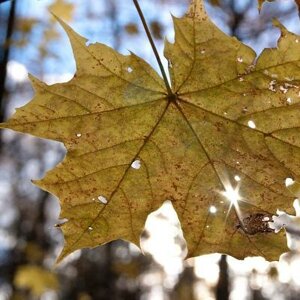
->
[133,0,173,96]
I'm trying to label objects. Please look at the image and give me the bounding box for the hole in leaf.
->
[242,107,248,113]
[247,120,256,129]
[285,177,295,187]
[293,199,300,216]
[142,200,187,263]
[98,195,108,204]
[234,175,241,182]
[131,159,141,170]
[127,67,133,73]
[285,77,294,81]
[209,206,217,214]
[279,86,288,94]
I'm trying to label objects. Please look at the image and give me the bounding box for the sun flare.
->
[221,185,241,205]
[217,172,245,223]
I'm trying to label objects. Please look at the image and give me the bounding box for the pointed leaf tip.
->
[272,18,288,34]
[51,13,70,31]
[258,0,275,10]
[55,248,69,266]
[187,0,207,20]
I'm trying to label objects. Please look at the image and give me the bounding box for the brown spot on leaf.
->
[237,213,274,235]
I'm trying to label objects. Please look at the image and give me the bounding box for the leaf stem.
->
[133,0,173,96]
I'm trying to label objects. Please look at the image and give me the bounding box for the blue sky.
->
[8,0,299,80]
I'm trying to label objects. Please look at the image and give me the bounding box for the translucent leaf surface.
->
[2,0,300,262]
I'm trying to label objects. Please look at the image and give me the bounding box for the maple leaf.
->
[2,0,300,262]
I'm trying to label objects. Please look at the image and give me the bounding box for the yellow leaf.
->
[14,266,58,296]
[208,0,220,6]
[2,0,300,262]
[48,0,74,22]
[113,261,140,278]
[16,18,39,34]
[287,180,300,199]
[150,21,163,40]
[125,22,139,35]
[44,28,61,42]
[258,0,273,10]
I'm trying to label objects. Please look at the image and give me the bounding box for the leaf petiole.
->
[133,0,173,96]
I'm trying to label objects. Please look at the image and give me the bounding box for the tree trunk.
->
[216,255,230,300]
[0,0,17,146]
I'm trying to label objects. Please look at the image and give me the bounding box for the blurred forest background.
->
[1,0,300,299]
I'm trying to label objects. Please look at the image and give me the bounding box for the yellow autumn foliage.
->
[2,0,300,262]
